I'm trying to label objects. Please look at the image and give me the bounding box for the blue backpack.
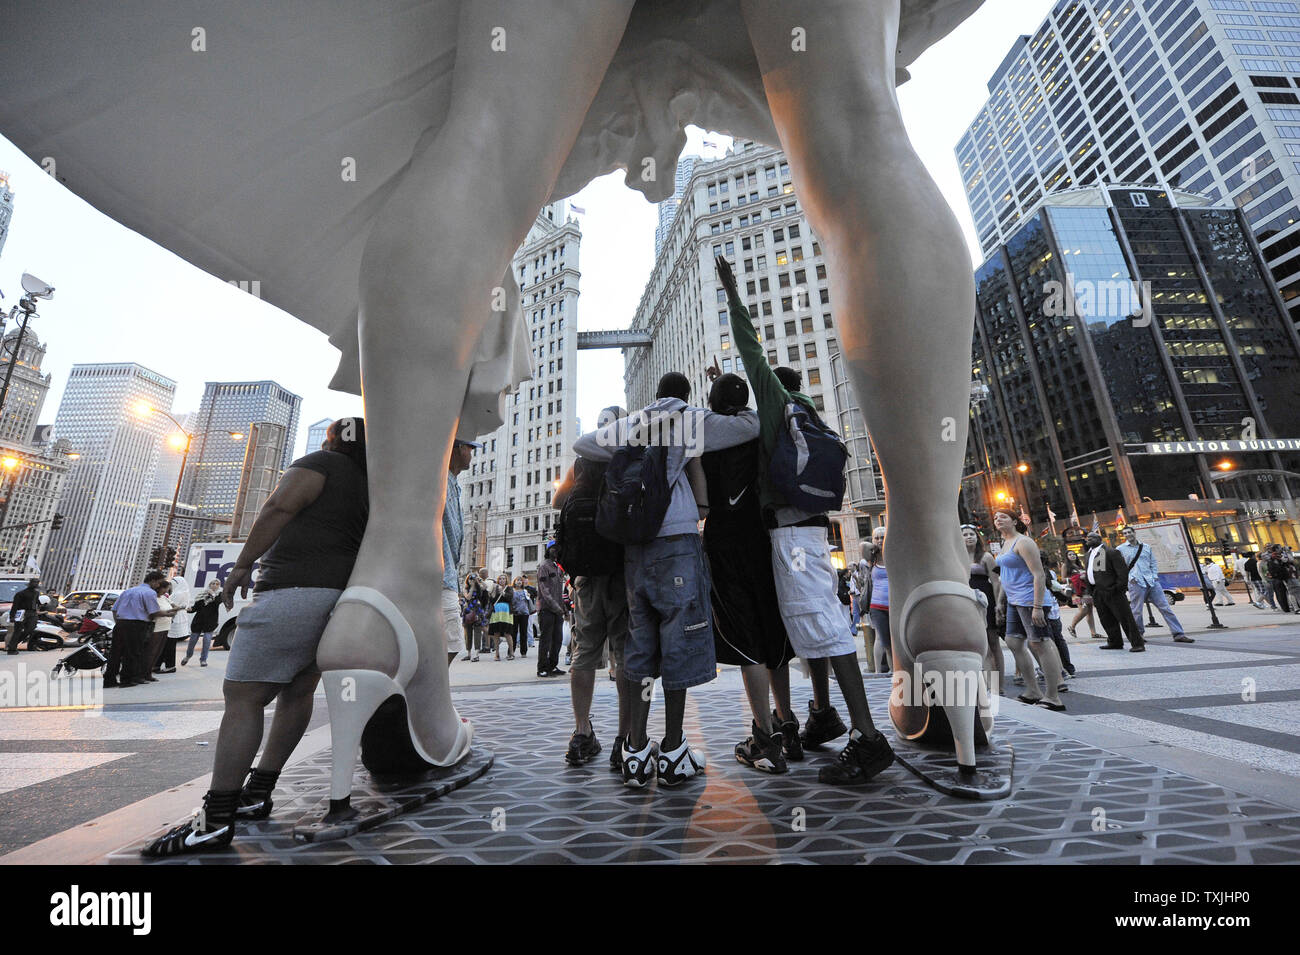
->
[769,399,847,513]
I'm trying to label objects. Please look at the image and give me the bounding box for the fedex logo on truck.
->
[187,544,259,590]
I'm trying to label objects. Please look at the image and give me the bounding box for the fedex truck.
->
[184,542,259,648]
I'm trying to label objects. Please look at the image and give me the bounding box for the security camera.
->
[20,273,54,300]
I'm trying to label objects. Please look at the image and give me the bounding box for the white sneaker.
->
[621,739,658,788]
[656,736,706,787]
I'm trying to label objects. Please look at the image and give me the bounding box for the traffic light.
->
[51,512,64,531]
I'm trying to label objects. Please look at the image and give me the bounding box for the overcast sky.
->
[0,0,1054,457]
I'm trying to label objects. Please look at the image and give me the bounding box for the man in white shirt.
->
[1201,558,1235,606]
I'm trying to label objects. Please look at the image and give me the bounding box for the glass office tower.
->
[959,0,1300,331]
[965,186,1300,541]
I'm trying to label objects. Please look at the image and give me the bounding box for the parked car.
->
[56,590,121,629]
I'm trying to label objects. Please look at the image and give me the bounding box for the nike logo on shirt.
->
[728,488,747,506]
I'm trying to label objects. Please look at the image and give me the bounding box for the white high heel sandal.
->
[322,586,472,815]
[892,581,991,776]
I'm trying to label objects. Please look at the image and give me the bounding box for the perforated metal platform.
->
[112,679,1300,864]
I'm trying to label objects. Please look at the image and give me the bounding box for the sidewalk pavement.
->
[4,604,1299,863]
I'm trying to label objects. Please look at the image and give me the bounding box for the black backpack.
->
[596,443,672,545]
[555,459,623,577]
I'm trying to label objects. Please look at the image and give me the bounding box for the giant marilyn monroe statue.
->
[1,0,994,806]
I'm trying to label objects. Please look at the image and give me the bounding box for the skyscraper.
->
[958,0,1300,329]
[458,201,579,578]
[654,155,699,258]
[0,328,52,446]
[48,362,177,591]
[305,417,331,455]
[625,140,865,564]
[964,184,1300,551]
[130,498,196,583]
[183,380,301,535]
[231,420,289,539]
[0,171,13,261]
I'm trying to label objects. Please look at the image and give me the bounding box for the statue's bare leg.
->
[740,1,988,735]
[317,0,635,761]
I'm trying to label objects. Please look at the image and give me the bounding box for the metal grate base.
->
[111,679,1300,864]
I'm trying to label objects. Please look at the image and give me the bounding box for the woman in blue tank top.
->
[992,509,1065,712]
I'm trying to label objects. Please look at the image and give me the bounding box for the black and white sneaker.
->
[818,729,896,786]
[235,792,273,819]
[799,701,848,750]
[735,722,787,775]
[140,793,237,857]
[656,736,706,787]
[621,739,658,788]
[610,735,626,774]
[772,709,804,762]
[565,725,602,766]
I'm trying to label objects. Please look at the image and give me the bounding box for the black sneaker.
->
[140,792,238,857]
[656,736,706,786]
[799,701,848,750]
[735,722,787,774]
[772,709,804,762]
[565,725,602,766]
[621,738,658,788]
[235,768,278,819]
[235,791,274,819]
[818,729,896,785]
[609,735,625,774]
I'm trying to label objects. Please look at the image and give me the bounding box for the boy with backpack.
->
[718,255,896,786]
[554,407,633,769]
[573,373,759,788]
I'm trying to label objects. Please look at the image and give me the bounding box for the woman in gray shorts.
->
[143,418,369,857]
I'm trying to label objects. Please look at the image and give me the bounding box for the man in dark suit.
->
[1084,533,1145,652]
[6,578,41,653]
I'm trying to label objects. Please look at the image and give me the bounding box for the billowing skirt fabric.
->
[0,0,981,436]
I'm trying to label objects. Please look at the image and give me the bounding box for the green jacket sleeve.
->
[727,298,787,455]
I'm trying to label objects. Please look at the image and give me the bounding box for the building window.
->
[807,368,821,386]
[787,345,800,362]
[524,544,538,563]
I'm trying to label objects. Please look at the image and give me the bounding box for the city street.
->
[3,590,1298,864]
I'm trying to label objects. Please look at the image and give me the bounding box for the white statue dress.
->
[0,0,980,436]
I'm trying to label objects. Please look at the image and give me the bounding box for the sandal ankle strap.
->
[896,580,981,657]
[334,586,418,685]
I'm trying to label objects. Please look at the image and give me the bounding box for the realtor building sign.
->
[1128,439,1300,455]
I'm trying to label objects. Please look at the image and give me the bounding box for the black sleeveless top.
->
[255,450,369,592]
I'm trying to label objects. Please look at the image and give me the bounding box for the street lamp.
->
[136,404,244,568]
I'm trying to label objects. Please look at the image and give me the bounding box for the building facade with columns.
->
[625,140,874,565]
[459,201,580,580]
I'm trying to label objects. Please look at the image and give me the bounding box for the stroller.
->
[51,625,112,678]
